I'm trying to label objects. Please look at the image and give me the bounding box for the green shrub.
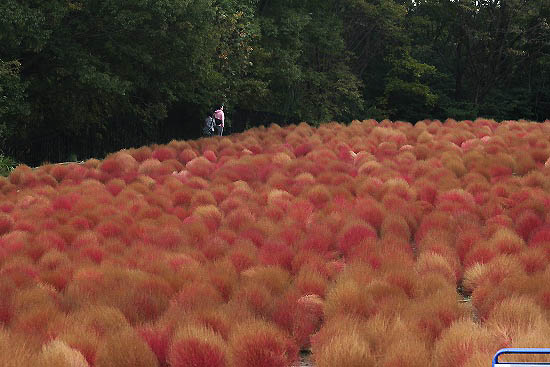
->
[0,154,17,177]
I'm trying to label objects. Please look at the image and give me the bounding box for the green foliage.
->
[213,0,267,108]
[0,60,29,144]
[382,48,438,121]
[405,0,550,121]
[1,0,224,141]
[253,0,363,124]
[1,0,549,165]
[0,154,17,177]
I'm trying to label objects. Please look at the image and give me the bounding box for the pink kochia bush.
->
[2,118,550,364]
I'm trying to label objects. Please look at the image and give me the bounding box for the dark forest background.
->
[1,0,549,165]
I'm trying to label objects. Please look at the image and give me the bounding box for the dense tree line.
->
[1,0,549,164]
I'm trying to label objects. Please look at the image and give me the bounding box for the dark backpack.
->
[203,116,215,135]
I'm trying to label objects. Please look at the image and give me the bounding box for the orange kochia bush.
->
[1,118,550,365]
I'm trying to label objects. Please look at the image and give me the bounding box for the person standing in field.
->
[213,105,224,136]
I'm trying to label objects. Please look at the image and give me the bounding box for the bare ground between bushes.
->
[457,280,480,324]
[293,351,314,367]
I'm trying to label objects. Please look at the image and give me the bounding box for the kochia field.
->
[1,118,550,367]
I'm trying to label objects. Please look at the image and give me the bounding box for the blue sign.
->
[493,349,550,366]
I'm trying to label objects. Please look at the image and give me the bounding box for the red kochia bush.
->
[380,215,411,241]
[130,146,153,162]
[415,211,455,244]
[186,157,215,178]
[0,201,14,213]
[72,230,101,249]
[515,209,544,242]
[170,281,223,313]
[288,199,314,226]
[80,245,107,264]
[189,308,233,341]
[0,213,14,235]
[188,190,217,210]
[294,142,313,157]
[0,230,30,257]
[149,226,184,250]
[9,165,38,187]
[172,188,193,207]
[0,278,15,325]
[486,296,546,339]
[323,272,384,321]
[50,164,70,182]
[259,240,294,271]
[137,325,173,366]
[485,214,514,236]
[64,164,91,183]
[304,184,332,209]
[52,192,81,211]
[152,147,177,161]
[229,319,298,367]
[95,220,124,238]
[455,227,483,263]
[299,223,333,254]
[28,230,67,261]
[95,328,159,367]
[278,221,302,246]
[239,226,267,249]
[65,267,174,325]
[106,179,125,196]
[225,207,255,232]
[437,189,476,213]
[228,247,258,273]
[519,247,549,274]
[193,205,222,232]
[354,198,385,230]
[529,225,550,247]
[272,291,323,349]
[432,320,504,367]
[463,242,499,268]
[311,315,375,367]
[203,150,218,163]
[14,218,38,233]
[337,222,377,257]
[169,325,228,367]
[232,282,275,319]
[379,337,430,367]
[415,253,457,285]
[406,289,470,345]
[99,158,124,178]
[138,159,162,176]
[206,260,238,302]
